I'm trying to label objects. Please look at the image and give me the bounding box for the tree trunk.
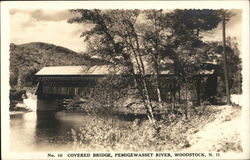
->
[195,78,201,106]
[178,89,181,103]
[155,54,163,104]
[152,14,163,105]
[137,61,155,122]
[17,73,23,89]
[155,72,163,109]
[171,92,175,111]
[222,13,231,105]
[136,47,155,123]
[127,33,155,122]
[156,83,162,103]
[127,43,155,122]
[152,57,163,105]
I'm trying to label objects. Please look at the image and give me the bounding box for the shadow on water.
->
[10,113,24,119]
[115,113,148,121]
[35,111,72,146]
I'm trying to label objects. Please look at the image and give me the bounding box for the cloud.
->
[10,9,73,22]
[10,11,35,28]
[31,10,73,21]
[10,9,87,52]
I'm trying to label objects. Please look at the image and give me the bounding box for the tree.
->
[68,9,236,121]
[204,38,242,97]
[159,9,222,108]
[166,9,221,38]
[220,10,235,105]
[68,9,156,122]
[140,9,167,105]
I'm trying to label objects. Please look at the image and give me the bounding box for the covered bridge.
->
[35,64,218,111]
[35,65,120,99]
[35,65,121,111]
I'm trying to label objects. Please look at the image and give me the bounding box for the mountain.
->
[9,42,109,88]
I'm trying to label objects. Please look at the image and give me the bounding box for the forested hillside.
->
[9,42,108,88]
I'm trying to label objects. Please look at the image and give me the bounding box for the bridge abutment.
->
[37,99,59,112]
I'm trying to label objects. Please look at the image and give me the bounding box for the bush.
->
[214,133,242,152]
[64,75,141,115]
[89,75,133,107]
[70,117,160,151]
[9,89,27,110]
[69,105,223,152]
[64,96,114,115]
[69,116,189,151]
[9,89,26,101]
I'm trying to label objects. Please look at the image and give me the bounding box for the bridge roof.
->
[35,65,122,76]
[36,64,216,76]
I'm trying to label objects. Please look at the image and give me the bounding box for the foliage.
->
[70,116,171,151]
[9,89,26,101]
[63,75,137,115]
[214,133,242,152]
[90,75,133,106]
[69,105,224,151]
[69,9,158,122]
[68,9,242,120]
[202,37,242,95]
[166,9,222,37]
[9,89,26,110]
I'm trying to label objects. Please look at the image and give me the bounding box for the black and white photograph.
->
[1,1,249,159]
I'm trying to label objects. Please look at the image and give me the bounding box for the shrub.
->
[70,117,160,151]
[69,105,223,152]
[69,115,194,151]
[9,89,27,110]
[9,89,26,101]
[214,133,242,152]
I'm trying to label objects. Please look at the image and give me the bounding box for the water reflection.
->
[10,111,77,151]
[10,112,37,152]
[9,111,146,152]
[36,112,65,145]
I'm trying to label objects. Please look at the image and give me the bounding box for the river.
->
[9,111,143,152]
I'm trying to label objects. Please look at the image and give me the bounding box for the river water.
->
[9,111,141,152]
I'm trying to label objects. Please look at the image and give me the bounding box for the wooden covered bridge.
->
[35,64,217,111]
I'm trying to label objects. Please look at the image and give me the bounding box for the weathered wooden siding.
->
[36,74,218,103]
[36,76,102,99]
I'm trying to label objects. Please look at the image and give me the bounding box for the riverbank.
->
[184,105,242,152]
[8,102,242,152]
[9,93,243,152]
[70,104,242,152]
[10,101,33,112]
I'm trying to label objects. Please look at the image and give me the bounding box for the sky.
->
[10,9,87,52]
[10,9,242,53]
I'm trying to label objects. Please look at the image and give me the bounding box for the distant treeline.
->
[9,42,109,89]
